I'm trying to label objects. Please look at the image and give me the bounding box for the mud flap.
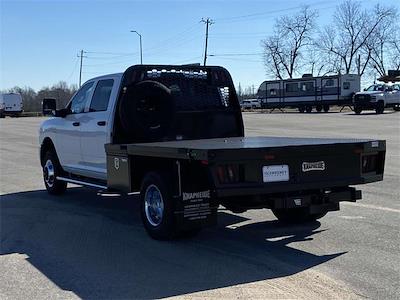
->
[174,190,218,230]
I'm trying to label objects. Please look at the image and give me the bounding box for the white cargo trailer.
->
[257,74,360,113]
[0,93,23,117]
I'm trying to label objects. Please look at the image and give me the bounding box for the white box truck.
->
[0,93,23,118]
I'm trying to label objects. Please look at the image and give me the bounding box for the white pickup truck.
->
[39,64,386,239]
[353,83,400,114]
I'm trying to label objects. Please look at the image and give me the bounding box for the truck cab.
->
[40,73,122,180]
[40,65,244,191]
[353,83,400,114]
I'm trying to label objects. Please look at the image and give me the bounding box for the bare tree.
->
[391,38,400,70]
[262,6,318,79]
[363,5,399,76]
[319,0,395,76]
[3,82,77,112]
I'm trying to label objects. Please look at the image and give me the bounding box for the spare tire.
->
[119,80,175,140]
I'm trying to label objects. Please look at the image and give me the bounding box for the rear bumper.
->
[215,174,382,198]
[270,187,361,210]
[218,186,362,214]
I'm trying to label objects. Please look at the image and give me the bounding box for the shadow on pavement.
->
[0,188,345,299]
[343,111,398,116]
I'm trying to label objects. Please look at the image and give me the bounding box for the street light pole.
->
[130,30,143,64]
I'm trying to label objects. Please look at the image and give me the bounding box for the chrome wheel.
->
[144,184,164,226]
[44,159,55,187]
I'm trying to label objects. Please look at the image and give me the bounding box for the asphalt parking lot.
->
[1,110,399,299]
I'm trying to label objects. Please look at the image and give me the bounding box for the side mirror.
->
[54,108,70,118]
[42,98,57,116]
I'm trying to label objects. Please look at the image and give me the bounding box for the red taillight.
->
[216,164,242,184]
[362,154,377,173]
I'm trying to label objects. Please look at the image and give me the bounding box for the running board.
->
[56,176,107,190]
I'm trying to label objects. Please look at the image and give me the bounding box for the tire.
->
[140,172,177,240]
[305,106,312,113]
[272,208,327,224]
[119,80,175,141]
[375,101,384,114]
[323,104,330,113]
[354,106,362,115]
[43,150,67,195]
[298,106,305,113]
[316,105,322,112]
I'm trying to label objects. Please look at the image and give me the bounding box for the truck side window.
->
[90,79,114,112]
[70,82,94,114]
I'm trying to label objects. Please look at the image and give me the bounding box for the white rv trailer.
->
[257,74,360,112]
[0,93,23,117]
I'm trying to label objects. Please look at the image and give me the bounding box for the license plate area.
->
[262,165,289,183]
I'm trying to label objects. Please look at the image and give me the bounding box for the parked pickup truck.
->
[40,65,386,240]
[353,83,400,114]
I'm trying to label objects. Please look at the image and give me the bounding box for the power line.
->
[214,1,332,23]
[210,56,263,63]
[66,57,80,81]
[85,51,136,55]
[142,23,201,54]
[173,56,203,65]
[209,53,263,56]
[201,18,214,66]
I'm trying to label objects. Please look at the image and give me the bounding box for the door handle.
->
[72,122,80,127]
[97,121,106,126]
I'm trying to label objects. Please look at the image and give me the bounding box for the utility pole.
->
[77,50,86,87]
[201,18,214,66]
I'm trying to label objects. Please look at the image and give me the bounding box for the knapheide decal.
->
[302,161,326,172]
[182,190,211,201]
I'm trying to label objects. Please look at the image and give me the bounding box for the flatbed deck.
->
[106,136,384,161]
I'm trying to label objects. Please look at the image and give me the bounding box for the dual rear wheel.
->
[140,172,200,240]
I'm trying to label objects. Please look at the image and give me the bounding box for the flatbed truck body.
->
[106,136,385,231]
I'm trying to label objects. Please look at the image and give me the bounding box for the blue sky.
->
[1,0,397,91]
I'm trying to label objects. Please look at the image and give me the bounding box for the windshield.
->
[366,84,385,91]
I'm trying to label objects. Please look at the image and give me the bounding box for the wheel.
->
[375,102,384,114]
[316,105,322,112]
[393,104,400,111]
[272,208,327,224]
[43,150,67,195]
[119,81,175,141]
[354,106,362,115]
[323,104,330,113]
[140,172,177,240]
[298,106,305,113]
[305,106,312,113]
